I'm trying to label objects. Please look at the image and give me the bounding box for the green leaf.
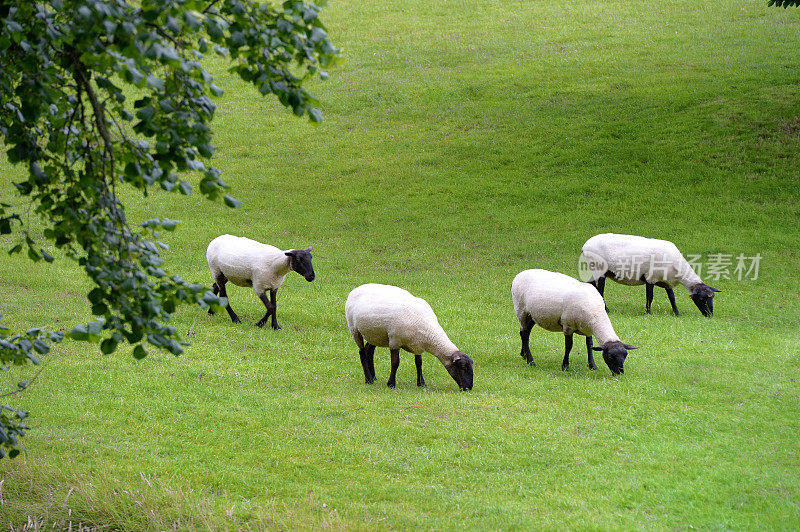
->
[87,288,104,304]
[87,320,105,336]
[69,324,88,341]
[100,337,118,354]
[223,195,242,208]
[133,345,147,359]
[6,20,23,35]
[125,162,141,178]
[32,339,49,354]
[197,143,215,157]
[30,163,47,182]
[308,107,323,123]
[168,339,184,355]
[309,27,327,43]
[146,75,165,91]
[161,219,180,231]
[136,106,155,121]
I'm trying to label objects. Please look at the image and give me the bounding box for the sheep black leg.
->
[256,291,274,328]
[562,334,573,371]
[659,283,680,316]
[586,336,597,370]
[365,343,376,383]
[216,277,240,323]
[269,289,281,330]
[645,282,655,314]
[208,282,219,315]
[359,347,371,384]
[519,314,535,365]
[387,348,400,389]
[597,276,608,312]
[415,354,425,387]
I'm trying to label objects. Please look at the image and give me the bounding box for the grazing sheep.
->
[581,233,720,317]
[344,283,473,390]
[206,234,315,329]
[511,269,638,375]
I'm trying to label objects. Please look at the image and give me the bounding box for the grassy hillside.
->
[2,0,799,528]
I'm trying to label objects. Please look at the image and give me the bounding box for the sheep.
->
[581,233,720,317]
[511,269,638,375]
[344,283,473,391]
[206,234,315,329]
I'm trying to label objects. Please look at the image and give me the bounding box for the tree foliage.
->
[0,0,340,456]
[768,0,800,6]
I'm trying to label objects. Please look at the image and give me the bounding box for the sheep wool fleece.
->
[582,233,702,288]
[345,283,459,364]
[512,269,619,344]
[206,234,292,293]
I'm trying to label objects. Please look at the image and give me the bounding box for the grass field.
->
[2,0,800,528]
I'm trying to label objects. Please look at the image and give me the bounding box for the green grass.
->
[2,0,800,528]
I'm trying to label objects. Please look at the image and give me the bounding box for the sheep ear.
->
[711,288,721,293]
[305,246,313,252]
[451,351,469,363]
[623,344,639,350]
[285,251,294,257]
[591,346,604,352]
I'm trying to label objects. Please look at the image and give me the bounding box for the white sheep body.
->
[512,269,619,344]
[345,283,458,362]
[582,233,701,288]
[206,234,291,294]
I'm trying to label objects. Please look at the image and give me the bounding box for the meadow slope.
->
[1,0,800,528]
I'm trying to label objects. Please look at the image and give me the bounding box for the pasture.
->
[2,0,800,528]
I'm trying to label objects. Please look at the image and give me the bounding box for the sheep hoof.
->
[561,364,569,371]
[417,380,426,387]
[231,316,241,324]
[255,320,266,328]
[271,324,282,331]
[207,309,215,316]
[589,364,598,370]
[387,381,396,389]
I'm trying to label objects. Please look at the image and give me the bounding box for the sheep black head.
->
[592,341,638,376]
[690,283,720,317]
[286,247,315,282]
[445,351,473,391]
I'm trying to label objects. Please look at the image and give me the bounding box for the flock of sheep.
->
[205,232,720,391]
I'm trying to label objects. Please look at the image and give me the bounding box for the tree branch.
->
[203,0,221,15]
[71,55,113,151]
[0,368,42,399]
